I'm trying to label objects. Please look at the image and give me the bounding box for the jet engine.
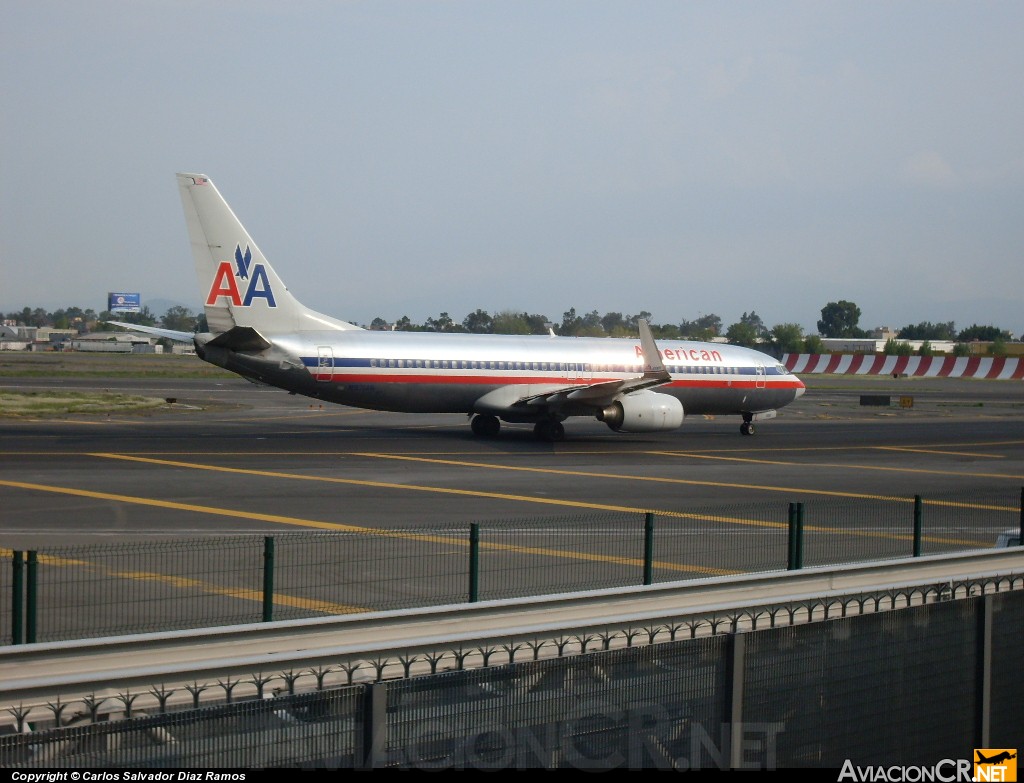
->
[597,390,684,433]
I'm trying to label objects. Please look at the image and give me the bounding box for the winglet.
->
[638,319,669,380]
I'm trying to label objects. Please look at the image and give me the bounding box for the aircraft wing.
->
[107,321,196,343]
[518,374,666,408]
[487,319,671,412]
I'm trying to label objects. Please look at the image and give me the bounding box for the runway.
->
[1,372,1022,550]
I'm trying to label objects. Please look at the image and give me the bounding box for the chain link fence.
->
[2,488,1021,644]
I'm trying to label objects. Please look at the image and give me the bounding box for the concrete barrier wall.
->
[782,353,1024,379]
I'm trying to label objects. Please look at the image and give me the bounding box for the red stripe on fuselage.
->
[318,372,804,390]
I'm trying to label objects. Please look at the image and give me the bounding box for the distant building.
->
[819,336,956,354]
[37,328,77,349]
[0,325,38,341]
[869,326,899,341]
[68,331,163,354]
[0,324,31,351]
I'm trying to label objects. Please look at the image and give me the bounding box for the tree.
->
[956,324,1012,342]
[109,305,157,327]
[462,309,493,334]
[725,321,759,347]
[521,313,552,335]
[739,311,767,338]
[369,317,390,331]
[803,335,824,354]
[579,310,605,337]
[59,306,91,332]
[768,323,804,356]
[600,312,626,335]
[425,312,461,332]
[161,306,197,332]
[817,300,865,338]
[883,338,912,356]
[624,311,653,332]
[679,313,721,340]
[559,308,582,336]
[897,321,955,340]
[492,310,533,334]
[650,322,681,339]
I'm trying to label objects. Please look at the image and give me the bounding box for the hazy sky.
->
[2,1,1022,337]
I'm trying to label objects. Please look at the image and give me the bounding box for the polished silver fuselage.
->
[199,329,804,419]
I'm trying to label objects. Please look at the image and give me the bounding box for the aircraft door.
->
[315,346,333,382]
[567,362,592,383]
[755,360,766,389]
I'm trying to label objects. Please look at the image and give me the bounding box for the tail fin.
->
[176,173,362,335]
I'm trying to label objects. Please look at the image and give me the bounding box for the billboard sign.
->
[108,292,141,313]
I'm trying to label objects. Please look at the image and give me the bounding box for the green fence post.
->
[262,537,274,623]
[643,513,655,586]
[787,504,797,570]
[794,503,805,570]
[1018,487,1023,546]
[12,551,23,645]
[469,523,480,603]
[26,551,37,644]
[913,495,923,557]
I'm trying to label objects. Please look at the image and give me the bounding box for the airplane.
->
[113,173,805,442]
[977,751,1017,765]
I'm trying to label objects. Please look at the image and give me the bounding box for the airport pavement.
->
[0,371,1021,547]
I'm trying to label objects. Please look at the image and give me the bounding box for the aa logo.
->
[974,749,1017,782]
[205,245,277,308]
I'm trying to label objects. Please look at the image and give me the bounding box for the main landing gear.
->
[533,419,565,442]
[470,414,566,442]
[740,413,755,436]
[470,414,501,437]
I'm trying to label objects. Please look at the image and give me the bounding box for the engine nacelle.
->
[597,390,684,433]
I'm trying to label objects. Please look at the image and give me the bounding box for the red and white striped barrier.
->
[781,353,1024,379]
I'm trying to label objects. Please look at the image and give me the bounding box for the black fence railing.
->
[3,590,1021,769]
[3,489,1021,645]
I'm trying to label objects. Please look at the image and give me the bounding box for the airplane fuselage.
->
[198,328,802,420]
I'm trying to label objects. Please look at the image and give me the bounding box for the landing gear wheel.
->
[471,414,500,437]
[740,422,755,436]
[534,420,565,442]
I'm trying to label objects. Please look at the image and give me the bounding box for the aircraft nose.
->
[795,380,806,398]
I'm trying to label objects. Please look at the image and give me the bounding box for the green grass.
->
[0,351,234,378]
[0,390,171,417]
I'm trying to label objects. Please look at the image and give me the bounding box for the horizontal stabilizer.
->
[203,326,273,352]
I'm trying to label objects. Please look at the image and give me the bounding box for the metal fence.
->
[2,488,1021,645]
[2,589,1020,769]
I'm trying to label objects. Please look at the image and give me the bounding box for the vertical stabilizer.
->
[176,173,361,334]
